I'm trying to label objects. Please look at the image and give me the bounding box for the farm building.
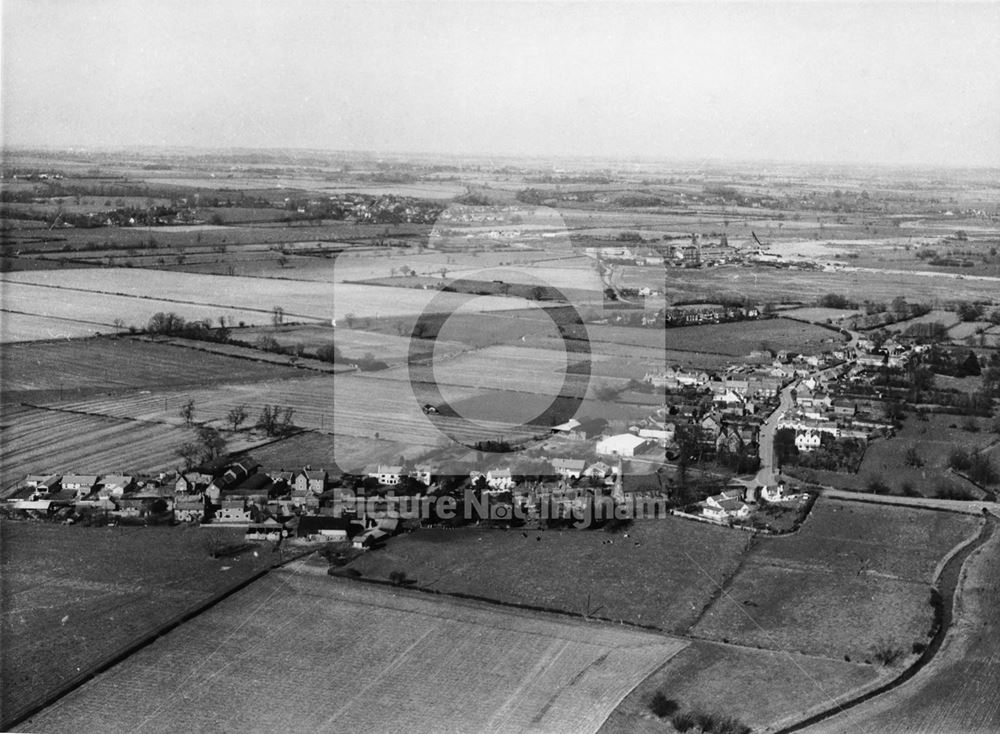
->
[352,527,390,550]
[60,475,99,498]
[297,516,353,541]
[596,434,649,458]
[551,458,585,480]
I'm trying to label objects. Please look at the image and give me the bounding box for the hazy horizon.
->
[3,1,998,168]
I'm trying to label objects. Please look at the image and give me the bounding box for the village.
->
[3,324,926,545]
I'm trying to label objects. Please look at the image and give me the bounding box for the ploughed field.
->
[14,568,688,734]
[0,521,275,730]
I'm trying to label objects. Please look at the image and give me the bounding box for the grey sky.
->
[2,1,998,166]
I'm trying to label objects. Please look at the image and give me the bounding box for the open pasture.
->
[601,639,880,734]
[1,521,276,730]
[851,413,998,497]
[15,570,688,734]
[624,318,840,357]
[690,499,981,661]
[802,519,1000,734]
[347,519,751,635]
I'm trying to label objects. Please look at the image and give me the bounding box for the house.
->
[486,469,515,491]
[174,495,205,522]
[175,471,211,494]
[297,516,353,541]
[761,483,789,502]
[551,458,585,480]
[832,398,856,417]
[596,434,649,458]
[26,474,62,498]
[295,469,329,494]
[98,475,134,499]
[583,461,615,480]
[701,497,751,522]
[61,475,98,498]
[368,465,403,486]
[213,505,253,524]
[795,430,823,452]
[245,517,286,542]
[410,465,436,486]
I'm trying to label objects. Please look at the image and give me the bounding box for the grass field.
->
[601,639,880,734]
[852,414,998,497]
[690,498,981,661]
[14,569,688,734]
[802,518,1000,734]
[0,521,276,729]
[659,318,843,356]
[346,519,751,634]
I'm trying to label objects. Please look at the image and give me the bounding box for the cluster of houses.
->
[696,481,800,524]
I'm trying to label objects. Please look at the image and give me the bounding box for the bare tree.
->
[179,399,195,426]
[227,404,248,431]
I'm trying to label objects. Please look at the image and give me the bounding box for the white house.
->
[583,461,616,480]
[701,497,751,522]
[369,465,403,486]
[795,430,822,453]
[486,469,515,491]
[596,434,649,458]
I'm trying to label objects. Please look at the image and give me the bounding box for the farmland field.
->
[850,413,998,497]
[601,639,880,734]
[346,519,751,634]
[0,337,309,399]
[14,569,688,734]
[1,268,539,342]
[0,405,201,489]
[657,318,843,356]
[0,521,276,730]
[691,498,982,661]
[802,517,1000,734]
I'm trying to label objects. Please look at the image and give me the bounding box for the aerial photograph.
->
[1,1,998,732]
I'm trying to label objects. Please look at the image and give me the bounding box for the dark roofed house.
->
[294,469,329,495]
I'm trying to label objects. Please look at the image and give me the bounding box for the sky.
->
[2,1,999,167]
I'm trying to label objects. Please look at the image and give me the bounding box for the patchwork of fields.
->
[15,569,688,734]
